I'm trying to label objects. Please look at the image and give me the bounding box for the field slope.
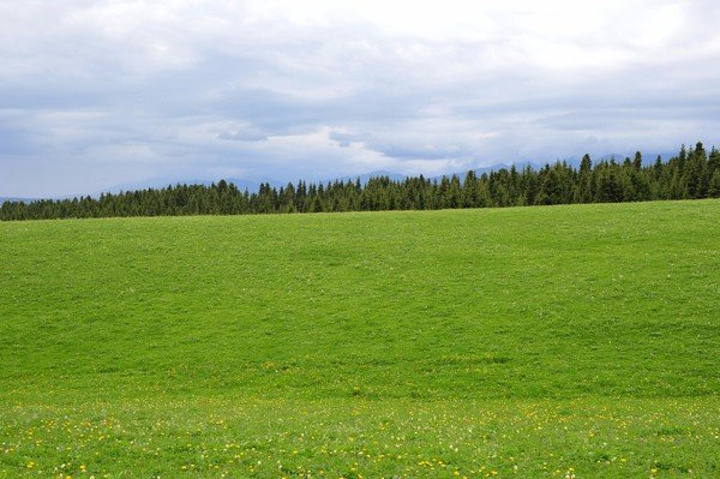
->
[1,200,719,478]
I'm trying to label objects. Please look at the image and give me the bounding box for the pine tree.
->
[709,169,720,198]
[578,154,593,203]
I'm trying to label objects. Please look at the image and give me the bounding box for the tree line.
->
[3,142,720,221]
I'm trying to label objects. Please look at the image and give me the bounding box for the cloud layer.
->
[2,0,720,197]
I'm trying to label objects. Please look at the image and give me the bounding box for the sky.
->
[2,0,720,198]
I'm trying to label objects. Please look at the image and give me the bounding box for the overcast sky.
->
[2,0,720,197]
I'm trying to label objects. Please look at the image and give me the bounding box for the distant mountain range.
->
[2,151,677,203]
[0,197,39,203]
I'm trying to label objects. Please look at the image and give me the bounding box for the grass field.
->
[1,200,719,478]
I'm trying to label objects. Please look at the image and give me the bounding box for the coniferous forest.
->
[3,142,720,221]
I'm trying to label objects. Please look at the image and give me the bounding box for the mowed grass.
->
[0,200,718,478]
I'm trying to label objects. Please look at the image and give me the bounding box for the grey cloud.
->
[363,141,471,161]
[329,131,371,147]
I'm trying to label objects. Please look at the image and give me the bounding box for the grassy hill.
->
[1,200,718,478]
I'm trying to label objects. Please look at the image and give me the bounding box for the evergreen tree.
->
[709,170,720,198]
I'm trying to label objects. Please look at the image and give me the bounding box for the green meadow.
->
[1,200,719,478]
